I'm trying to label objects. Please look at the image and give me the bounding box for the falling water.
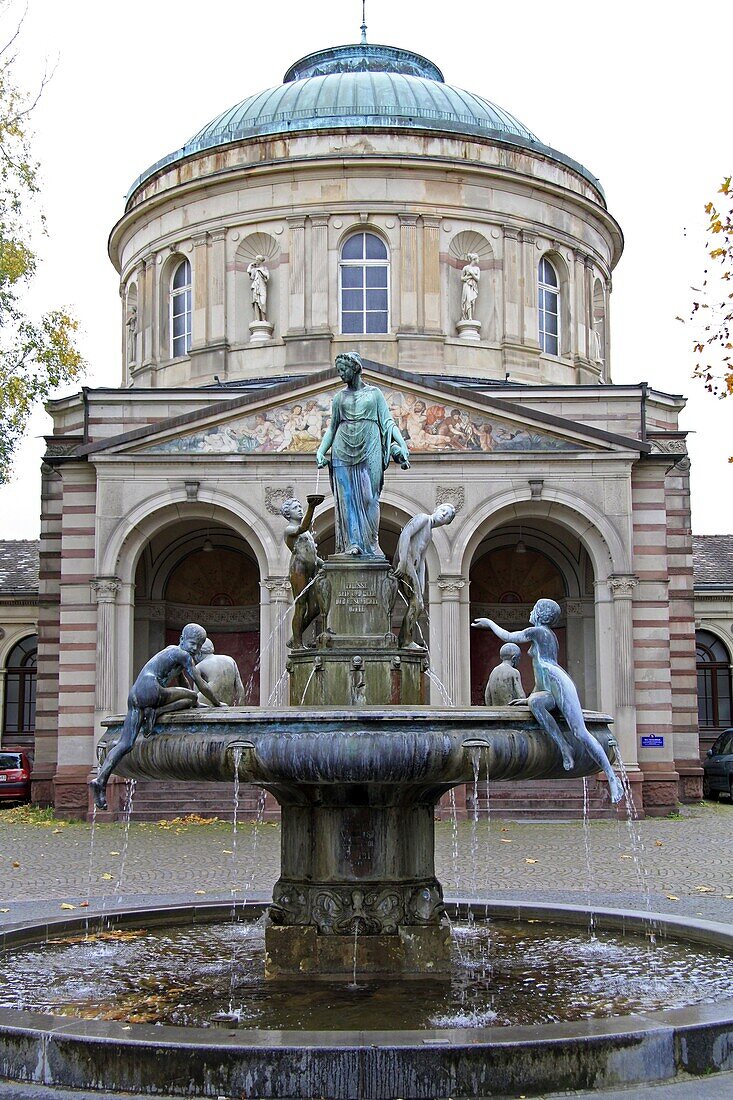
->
[314,467,321,500]
[349,924,360,990]
[470,749,481,897]
[482,745,492,922]
[84,803,99,936]
[113,780,137,908]
[448,787,460,890]
[300,665,318,705]
[227,748,243,1012]
[426,669,453,705]
[581,778,597,940]
[244,603,292,702]
[615,752,659,966]
[267,669,289,706]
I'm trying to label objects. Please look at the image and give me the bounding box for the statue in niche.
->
[247,255,270,322]
[393,504,456,649]
[195,639,246,706]
[590,324,604,363]
[316,352,410,557]
[485,642,525,706]
[472,599,624,804]
[460,253,481,322]
[125,304,137,365]
[280,494,329,648]
[90,624,222,810]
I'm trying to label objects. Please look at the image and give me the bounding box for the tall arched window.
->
[2,635,37,751]
[538,256,559,356]
[696,629,732,729]
[170,259,192,358]
[339,232,389,334]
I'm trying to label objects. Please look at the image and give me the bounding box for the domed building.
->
[24,36,702,818]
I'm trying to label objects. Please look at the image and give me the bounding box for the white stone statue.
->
[485,642,525,706]
[393,504,456,648]
[125,305,137,365]
[590,324,604,363]
[460,253,481,322]
[247,255,270,322]
[195,639,246,706]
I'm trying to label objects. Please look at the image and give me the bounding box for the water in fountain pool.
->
[3,917,731,1031]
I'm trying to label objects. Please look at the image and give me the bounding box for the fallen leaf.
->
[80,902,89,908]
[11,861,20,868]
[665,895,679,901]
[60,903,76,911]
[500,838,512,844]
[655,841,663,847]
[109,851,120,856]
[222,849,234,855]
[694,885,714,893]
[725,895,733,900]
[619,854,632,860]
[0,908,9,913]
[100,873,114,881]
[194,890,206,896]
[525,859,538,864]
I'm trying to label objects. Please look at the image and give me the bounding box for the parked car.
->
[702,729,733,801]
[0,751,31,804]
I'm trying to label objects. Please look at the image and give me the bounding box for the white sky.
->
[1,0,731,537]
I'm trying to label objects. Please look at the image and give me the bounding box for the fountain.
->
[1,354,732,1096]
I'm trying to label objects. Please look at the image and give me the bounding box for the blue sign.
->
[641,736,664,748]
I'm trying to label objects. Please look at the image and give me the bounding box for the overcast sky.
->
[1,0,730,537]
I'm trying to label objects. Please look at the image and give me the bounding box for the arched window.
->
[538,256,559,356]
[2,635,37,749]
[696,629,732,728]
[170,259,192,358]
[339,232,389,334]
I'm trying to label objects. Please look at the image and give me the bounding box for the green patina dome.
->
[128,44,601,199]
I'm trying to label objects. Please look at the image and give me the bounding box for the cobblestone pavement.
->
[1,800,732,926]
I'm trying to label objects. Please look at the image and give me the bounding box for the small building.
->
[0,37,727,818]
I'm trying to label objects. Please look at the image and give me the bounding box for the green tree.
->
[690,178,733,447]
[0,6,84,484]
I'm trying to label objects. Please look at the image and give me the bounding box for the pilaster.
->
[422,216,442,334]
[608,574,639,768]
[92,577,121,714]
[310,215,331,332]
[262,577,292,706]
[436,576,467,706]
[398,215,418,332]
[191,233,209,349]
[287,217,306,334]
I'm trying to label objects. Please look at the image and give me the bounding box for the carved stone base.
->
[270,877,445,934]
[456,318,482,342]
[249,320,274,344]
[287,646,427,705]
[264,921,452,979]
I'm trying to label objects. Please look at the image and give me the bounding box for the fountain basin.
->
[0,900,732,1098]
[98,708,617,979]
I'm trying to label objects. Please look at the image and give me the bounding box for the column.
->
[207,229,228,348]
[191,233,209,349]
[141,255,155,367]
[262,576,292,705]
[92,577,121,714]
[502,227,522,346]
[574,252,588,361]
[422,216,442,334]
[398,215,418,332]
[521,230,538,348]
[287,217,306,334]
[436,576,467,706]
[310,215,331,332]
[608,574,639,768]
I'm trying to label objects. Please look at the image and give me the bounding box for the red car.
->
[0,751,31,803]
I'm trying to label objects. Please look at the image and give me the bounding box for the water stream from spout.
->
[245,603,292,703]
[349,924,360,990]
[227,748,243,1012]
[448,787,460,890]
[85,803,98,920]
[267,669,289,707]
[615,752,660,976]
[300,664,318,705]
[581,778,597,940]
[113,780,137,910]
[470,749,481,897]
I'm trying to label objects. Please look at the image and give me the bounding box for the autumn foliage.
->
[690,179,733,455]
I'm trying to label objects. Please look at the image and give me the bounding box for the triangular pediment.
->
[83,361,647,459]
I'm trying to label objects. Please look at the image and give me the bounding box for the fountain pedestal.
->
[287,557,427,705]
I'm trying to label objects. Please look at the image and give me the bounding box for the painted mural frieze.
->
[143,389,582,456]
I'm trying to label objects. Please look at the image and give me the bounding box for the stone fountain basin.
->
[0,900,732,1098]
[98,706,616,792]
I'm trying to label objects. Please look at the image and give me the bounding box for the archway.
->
[469,520,597,708]
[2,634,37,758]
[134,520,261,703]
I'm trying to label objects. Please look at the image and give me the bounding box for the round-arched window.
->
[696,629,732,728]
[2,634,37,748]
[538,256,559,356]
[339,232,389,335]
[170,259,192,358]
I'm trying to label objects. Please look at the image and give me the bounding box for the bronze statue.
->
[280,494,328,648]
[393,504,456,648]
[90,624,222,810]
